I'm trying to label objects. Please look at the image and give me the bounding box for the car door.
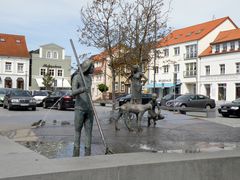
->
[196,95,208,108]
[187,95,198,107]
[46,91,58,107]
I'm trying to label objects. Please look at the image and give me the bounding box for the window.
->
[185,44,197,59]
[57,69,63,77]
[236,63,240,73]
[174,64,179,72]
[17,63,24,73]
[16,40,21,44]
[40,68,46,75]
[153,66,158,74]
[174,47,180,56]
[115,82,119,91]
[236,83,240,99]
[220,64,225,74]
[53,51,58,59]
[185,63,196,77]
[238,41,240,49]
[230,41,235,51]
[49,69,54,76]
[5,62,12,72]
[215,44,220,53]
[205,84,211,97]
[46,51,52,58]
[163,49,169,57]
[218,83,226,100]
[222,43,227,52]
[121,81,125,92]
[205,65,210,75]
[163,65,169,73]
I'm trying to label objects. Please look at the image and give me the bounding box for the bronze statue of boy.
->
[71,59,94,156]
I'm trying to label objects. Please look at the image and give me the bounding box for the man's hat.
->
[81,59,93,73]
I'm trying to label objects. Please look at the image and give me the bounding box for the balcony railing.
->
[183,70,197,78]
[184,53,197,60]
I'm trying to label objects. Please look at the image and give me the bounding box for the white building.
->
[199,28,240,102]
[147,17,237,98]
[0,33,30,89]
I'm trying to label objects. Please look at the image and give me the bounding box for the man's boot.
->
[73,146,80,157]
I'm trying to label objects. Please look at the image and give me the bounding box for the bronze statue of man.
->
[71,59,94,156]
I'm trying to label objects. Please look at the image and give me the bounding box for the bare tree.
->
[78,0,171,108]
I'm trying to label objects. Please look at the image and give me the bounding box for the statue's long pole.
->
[70,39,113,154]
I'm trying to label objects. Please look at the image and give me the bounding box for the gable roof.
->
[0,33,30,58]
[200,28,240,57]
[211,28,240,44]
[158,17,237,47]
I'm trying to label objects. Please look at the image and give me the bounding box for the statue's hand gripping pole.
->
[70,39,113,154]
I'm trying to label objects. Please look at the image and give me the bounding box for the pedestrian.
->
[147,93,164,127]
[126,65,148,104]
[71,59,94,156]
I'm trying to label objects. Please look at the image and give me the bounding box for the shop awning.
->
[35,78,71,88]
[145,82,181,88]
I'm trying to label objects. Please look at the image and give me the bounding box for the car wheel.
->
[222,113,229,117]
[180,104,186,108]
[57,102,63,110]
[206,105,211,109]
[3,103,6,109]
[43,101,48,109]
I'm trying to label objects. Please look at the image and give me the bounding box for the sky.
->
[1,0,240,67]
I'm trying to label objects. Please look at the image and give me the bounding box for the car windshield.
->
[33,91,48,96]
[12,90,31,97]
[176,95,191,101]
[232,98,240,104]
[0,89,7,94]
[162,94,172,100]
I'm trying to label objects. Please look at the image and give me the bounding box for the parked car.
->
[118,93,152,106]
[0,88,10,106]
[32,90,51,106]
[42,90,75,110]
[166,94,216,109]
[157,93,182,106]
[3,89,37,110]
[218,98,240,117]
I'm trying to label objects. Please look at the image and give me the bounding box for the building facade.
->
[29,43,71,90]
[0,33,30,89]
[199,29,240,102]
[147,17,237,98]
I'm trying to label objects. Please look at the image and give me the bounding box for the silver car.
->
[166,94,216,109]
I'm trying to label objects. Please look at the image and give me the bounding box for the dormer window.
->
[16,40,21,44]
[222,43,227,52]
[215,44,220,53]
[230,41,235,51]
[0,38,5,42]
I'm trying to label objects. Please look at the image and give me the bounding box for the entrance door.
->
[4,77,12,88]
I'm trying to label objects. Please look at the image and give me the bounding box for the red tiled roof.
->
[0,33,30,58]
[93,67,103,75]
[211,28,240,44]
[200,28,240,57]
[199,46,212,57]
[158,17,237,47]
